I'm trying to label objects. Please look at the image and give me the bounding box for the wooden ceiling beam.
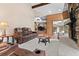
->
[32,3,50,9]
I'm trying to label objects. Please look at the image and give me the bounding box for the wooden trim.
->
[47,10,69,21]
[46,20,53,37]
[62,11,69,19]
[47,13,63,21]
[32,3,50,9]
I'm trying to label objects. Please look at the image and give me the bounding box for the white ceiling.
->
[32,3,68,17]
[32,3,69,27]
[53,19,69,27]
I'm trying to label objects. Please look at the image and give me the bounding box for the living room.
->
[0,3,79,56]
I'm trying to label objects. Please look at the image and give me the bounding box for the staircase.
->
[76,19,79,40]
[68,3,79,43]
[76,18,79,47]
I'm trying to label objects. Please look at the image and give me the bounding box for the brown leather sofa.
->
[13,27,38,44]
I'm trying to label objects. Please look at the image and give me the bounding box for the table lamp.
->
[0,21,8,36]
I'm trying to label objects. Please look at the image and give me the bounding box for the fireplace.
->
[38,26,45,31]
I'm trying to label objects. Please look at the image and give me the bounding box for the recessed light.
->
[48,11,52,13]
[58,9,61,11]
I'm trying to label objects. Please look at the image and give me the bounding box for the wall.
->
[47,11,69,36]
[0,3,35,34]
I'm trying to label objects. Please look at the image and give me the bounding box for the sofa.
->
[13,27,38,44]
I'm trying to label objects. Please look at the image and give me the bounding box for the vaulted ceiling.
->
[31,3,68,17]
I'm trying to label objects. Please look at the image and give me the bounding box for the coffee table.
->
[38,36,50,46]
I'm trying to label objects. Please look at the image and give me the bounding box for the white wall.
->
[0,3,35,34]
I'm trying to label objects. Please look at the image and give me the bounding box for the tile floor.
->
[19,37,79,56]
[1,33,79,56]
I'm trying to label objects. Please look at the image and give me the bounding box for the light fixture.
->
[48,10,52,13]
[0,21,9,36]
[58,9,61,12]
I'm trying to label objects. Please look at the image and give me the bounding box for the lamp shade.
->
[0,21,9,36]
[0,21,8,29]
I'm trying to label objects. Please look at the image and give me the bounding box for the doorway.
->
[53,20,69,39]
